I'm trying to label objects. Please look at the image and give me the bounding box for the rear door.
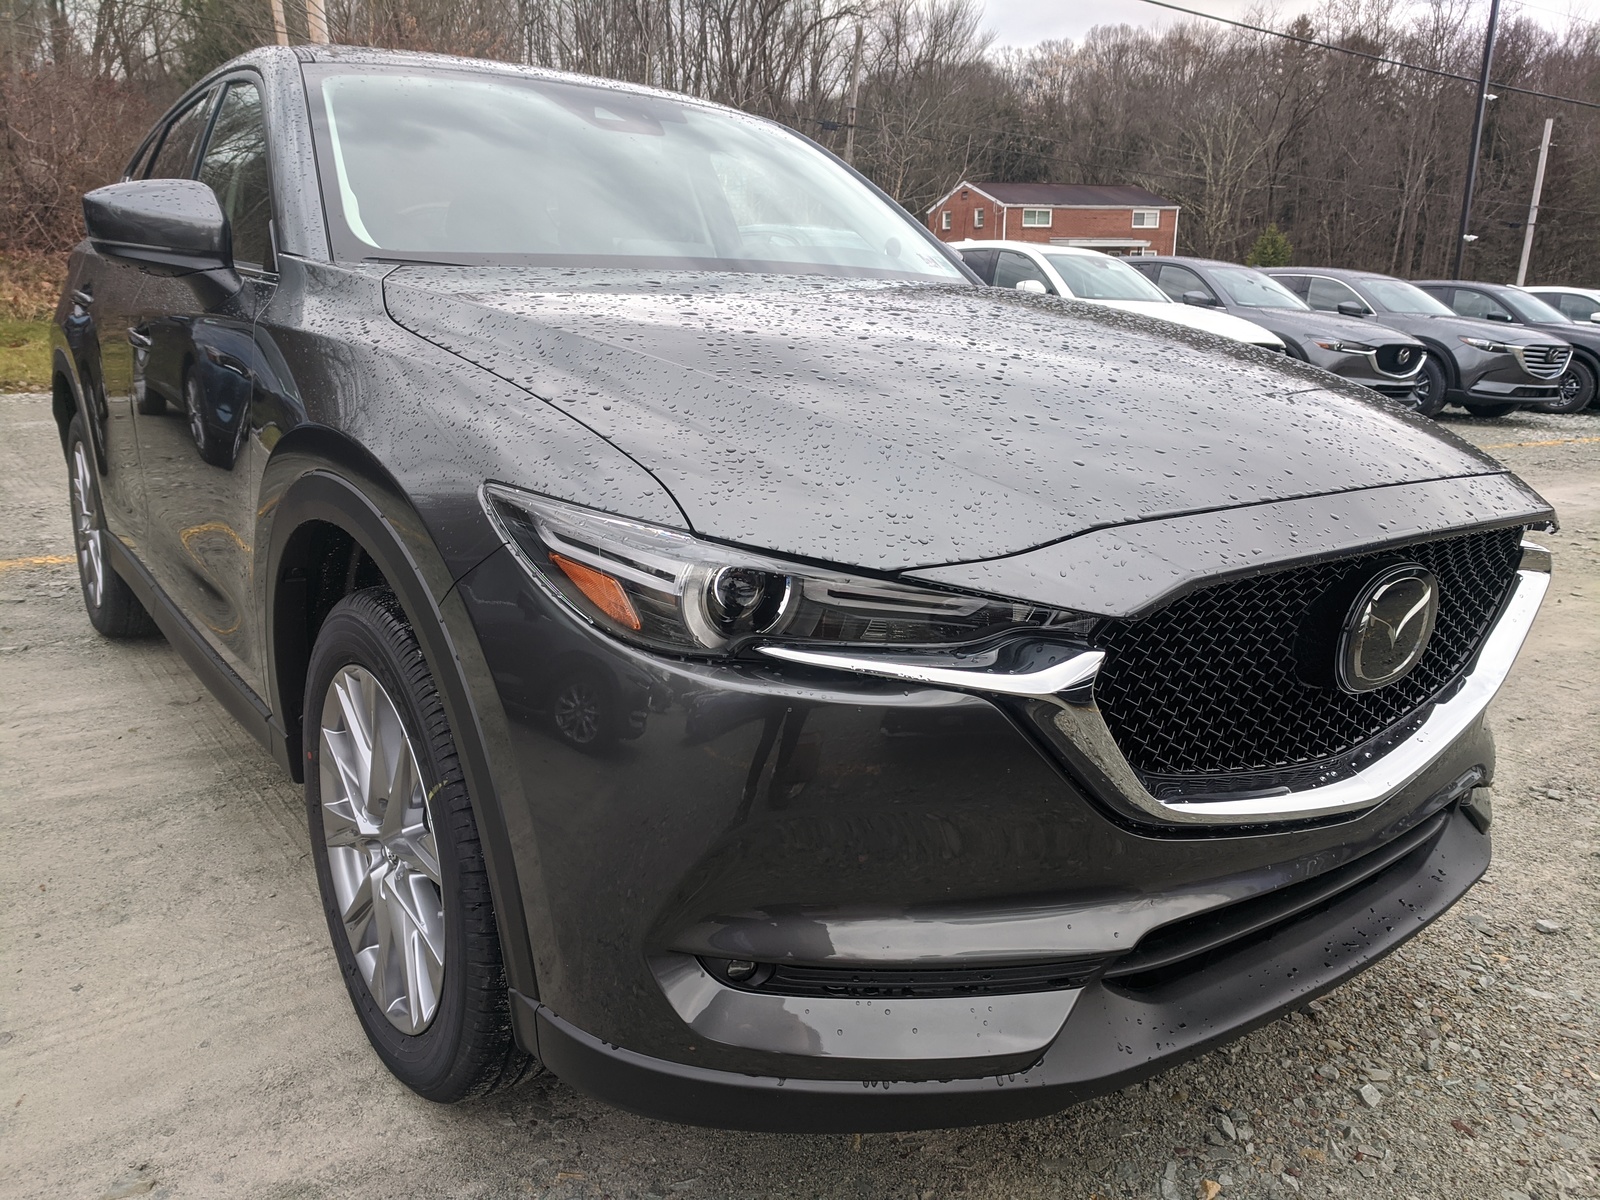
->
[132,74,278,686]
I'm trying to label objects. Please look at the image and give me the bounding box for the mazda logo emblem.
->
[1337,564,1439,693]
[1398,349,1412,365]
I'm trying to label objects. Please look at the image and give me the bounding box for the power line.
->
[1137,0,1600,112]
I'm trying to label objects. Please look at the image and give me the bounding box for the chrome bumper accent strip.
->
[756,644,1105,700]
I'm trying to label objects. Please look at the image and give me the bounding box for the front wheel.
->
[1540,358,1597,413]
[305,588,534,1102]
[1408,354,1448,418]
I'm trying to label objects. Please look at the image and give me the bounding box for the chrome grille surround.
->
[1512,343,1572,379]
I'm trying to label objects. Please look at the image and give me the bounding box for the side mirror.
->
[83,179,232,273]
[1485,310,1515,322]
[1181,289,1218,307]
[1014,279,1048,295]
[1336,300,1370,318]
[1589,312,1600,324]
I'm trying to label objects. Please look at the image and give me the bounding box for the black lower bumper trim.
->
[522,806,1489,1132]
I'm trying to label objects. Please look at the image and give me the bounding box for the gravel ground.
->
[2,396,1597,1200]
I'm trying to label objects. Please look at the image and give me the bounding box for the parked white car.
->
[951,240,1284,351]
[1521,285,1600,325]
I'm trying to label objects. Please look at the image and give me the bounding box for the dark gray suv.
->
[51,45,1554,1132]
[1129,256,1425,402]
[1264,268,1572,418]
[1413,280,1599,413]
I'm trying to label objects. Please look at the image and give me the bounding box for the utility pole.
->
[1453,0,1501,280]
[1515,118,1554,287]
[843,22,864,167]
[269,0,289,46]
[305,0,329,44]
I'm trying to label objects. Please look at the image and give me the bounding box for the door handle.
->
[127,329,153,348]
[71,289,93,307]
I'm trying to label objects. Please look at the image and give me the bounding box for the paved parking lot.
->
[2,396,1597,1200]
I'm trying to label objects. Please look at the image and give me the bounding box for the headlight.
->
[1310,338,1375,353]
[1459,336,1511,353]
[484,484,1086,656]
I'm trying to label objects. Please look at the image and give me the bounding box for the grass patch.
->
[0,320,52,392]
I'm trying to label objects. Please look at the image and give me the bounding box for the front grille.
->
[1514,343,1572,379]
[1375,343,1423,376]
[1091,527,1523,778]
[700,957,1109,998]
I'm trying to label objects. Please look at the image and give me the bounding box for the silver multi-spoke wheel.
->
[70,439,106,609]
[319,664,445,1035]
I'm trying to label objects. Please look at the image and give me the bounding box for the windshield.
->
[1362,278,1455,315]
[1503,290,1570,324]
[1208,266,1307,309]
[308,67,964,279]
[1043,253,1170,302]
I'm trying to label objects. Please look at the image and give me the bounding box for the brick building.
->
[927,181,1180,256]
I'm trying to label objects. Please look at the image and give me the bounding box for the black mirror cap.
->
[1486,310,1515,323]
[1336,300,1369,318]
[1181,289,1218,307]
[83,179,232,273]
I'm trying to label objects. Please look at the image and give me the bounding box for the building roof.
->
[932,181,1178,211]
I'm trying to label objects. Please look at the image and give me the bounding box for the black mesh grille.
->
[1375,343,1421,376]
[1091,527,1524,777]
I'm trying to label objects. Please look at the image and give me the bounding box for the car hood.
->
[1374,311,1571,346]
[1525,319,1600,351]
[1091,299,1283,348]
[385,268,1505,571]
[1226,307,1421,347]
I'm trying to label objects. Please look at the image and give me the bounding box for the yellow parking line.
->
[1480,435,1600,449]
[0,554,72,575]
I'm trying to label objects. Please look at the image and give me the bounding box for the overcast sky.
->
[980,0,1600,49]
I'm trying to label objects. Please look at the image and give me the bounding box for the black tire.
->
[1539,358,1597,414]
[1408,354,1449,418]
[304,588,534,1102]
[66,415,158,639]
[1461,402,1520,418]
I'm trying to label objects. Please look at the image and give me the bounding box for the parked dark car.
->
[52,46,1554,1133]
[1412,280,1599,413]
[1263,268,1572,418]
[1127,256,1426,402]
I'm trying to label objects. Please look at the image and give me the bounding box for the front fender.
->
[258,447,542,1007]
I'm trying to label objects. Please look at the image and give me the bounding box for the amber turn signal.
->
[550,553,642,631]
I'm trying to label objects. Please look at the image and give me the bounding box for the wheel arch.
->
[260,427,541,1007]
[1413,336,1462,389]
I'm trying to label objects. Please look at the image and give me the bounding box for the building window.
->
[974,209,984,229]
[1021,208,1052,228]
[941,211,952,231]
[1132,209,1161,228]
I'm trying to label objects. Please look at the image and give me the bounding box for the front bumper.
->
[517,801,1489,1132]
[1463,359,1562,401]
[454,517,1546,1130]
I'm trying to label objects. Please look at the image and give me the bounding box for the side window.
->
[198,81,273,269]
[1153,264,1209,302]
[958,248,998,284]
[1450,288,1512,321]
[1273,274,1310,301]
[145,93,215,180]
[1307,277,1366,313]
[1556,293,1599,322]
[993,251,1053,293]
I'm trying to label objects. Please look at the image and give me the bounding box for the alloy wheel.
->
[318,664,445,1035]
[70,440,105,609]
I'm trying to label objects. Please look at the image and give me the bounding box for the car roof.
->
[1412,279,1517,292]
[1259,266,1399,282]
[951,241,1104,257]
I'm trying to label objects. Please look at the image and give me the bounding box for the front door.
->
[132,76,277,689]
